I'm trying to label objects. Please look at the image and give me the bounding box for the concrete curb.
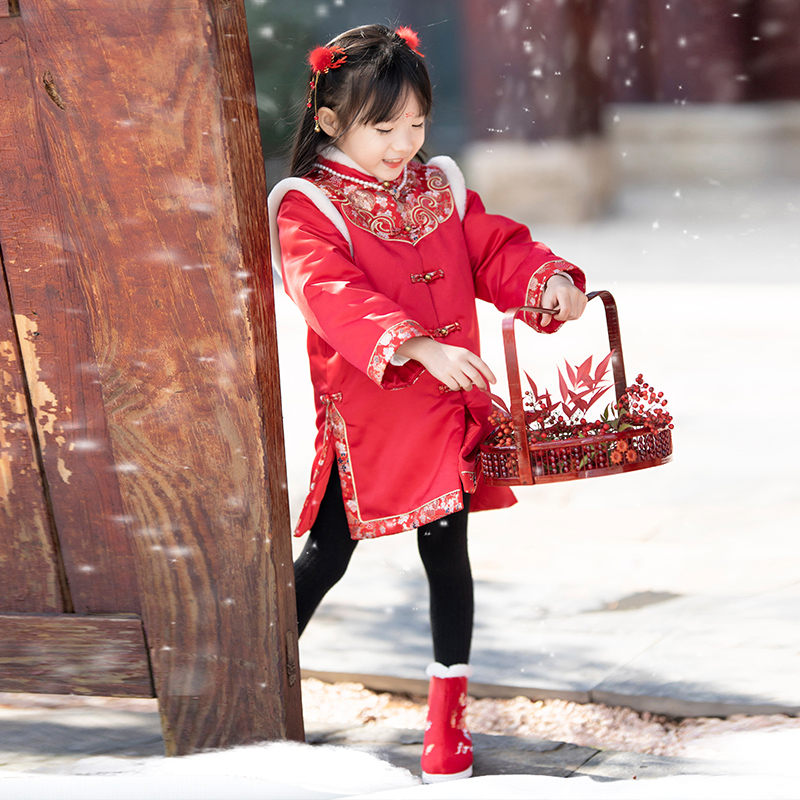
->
[303,670,800,720]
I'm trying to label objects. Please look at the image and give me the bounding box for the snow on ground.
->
[0,740,415,800]
[1,737,798,800]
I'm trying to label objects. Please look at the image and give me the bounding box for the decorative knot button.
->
[410,269,445,284]
[429,321,461,338]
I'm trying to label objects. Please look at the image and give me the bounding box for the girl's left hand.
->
[539,275,588,327]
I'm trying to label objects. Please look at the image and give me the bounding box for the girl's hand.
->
[539,274,588,327]
[395,337,496,392]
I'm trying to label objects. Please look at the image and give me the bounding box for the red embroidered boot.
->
[421,662,473,783]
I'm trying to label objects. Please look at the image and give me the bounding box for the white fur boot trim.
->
[426,662,472,679]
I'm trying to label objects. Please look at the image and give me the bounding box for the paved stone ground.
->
[0,704,164,773]
[306,724,728,782]
[0,700,723,784]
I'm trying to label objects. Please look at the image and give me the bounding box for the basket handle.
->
[500,290,628,485]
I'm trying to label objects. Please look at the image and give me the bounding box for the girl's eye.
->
[376,127,393,134]
[412,123,425,129]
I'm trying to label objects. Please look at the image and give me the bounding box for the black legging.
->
[293,469,473,666]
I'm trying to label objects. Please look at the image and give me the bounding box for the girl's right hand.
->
[395,337,496,392]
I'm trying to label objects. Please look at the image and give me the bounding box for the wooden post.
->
[600,0,762,104]
[0,0,302,755]
[460,0,614,222]
[461,0,603,142]
[646,0,751,103]
[749,0,800,100]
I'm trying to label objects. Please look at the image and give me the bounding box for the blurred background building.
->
[245,0,800,220]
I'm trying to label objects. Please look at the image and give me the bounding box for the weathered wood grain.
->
[0,14,141,614]
[208,0,304,745]
[10,0,301,753]
[0,249,64,613]
[0,613,153,696]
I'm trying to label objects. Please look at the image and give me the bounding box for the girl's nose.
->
[390,140,409,155]
[392,131,415,154]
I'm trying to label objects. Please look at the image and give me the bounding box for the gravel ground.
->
[3,682,799,762]
[299,679,800,760]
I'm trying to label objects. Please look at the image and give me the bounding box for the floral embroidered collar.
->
[309,149,454,246]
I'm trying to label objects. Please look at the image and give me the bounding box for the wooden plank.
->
[17,0,301,753]
[0,13,141,614]
[0,613,153,696]
[0,249,64,613]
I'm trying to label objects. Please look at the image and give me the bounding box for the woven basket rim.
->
[481,419,671,453]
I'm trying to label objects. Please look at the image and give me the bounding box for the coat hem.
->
[328,399,464,539]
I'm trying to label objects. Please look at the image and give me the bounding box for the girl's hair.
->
[289,24,433,177]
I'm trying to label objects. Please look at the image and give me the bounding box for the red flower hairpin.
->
[306,45,347,132]
[307,45,347,75]
[395,26,424,57]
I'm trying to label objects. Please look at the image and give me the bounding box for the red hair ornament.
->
[395,26,424,56]
[306,45,347,132]
[307,45,347,74]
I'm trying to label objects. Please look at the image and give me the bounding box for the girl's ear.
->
[316,107,340,138]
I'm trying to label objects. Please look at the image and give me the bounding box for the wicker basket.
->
[480,290,673,486]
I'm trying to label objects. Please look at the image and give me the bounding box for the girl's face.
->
[319,94,426,182]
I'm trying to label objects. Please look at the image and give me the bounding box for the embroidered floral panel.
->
[309,161,454,246]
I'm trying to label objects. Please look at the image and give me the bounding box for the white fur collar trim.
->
[427,156,466,219]
[267,178,353,276]
[426,662,472,679]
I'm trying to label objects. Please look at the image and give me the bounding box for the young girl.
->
[268,24,587,783]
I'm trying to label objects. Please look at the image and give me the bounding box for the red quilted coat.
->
[269,149,585,540]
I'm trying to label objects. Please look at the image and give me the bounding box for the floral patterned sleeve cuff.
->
[524,259,586,334]
[368,319,431,388]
